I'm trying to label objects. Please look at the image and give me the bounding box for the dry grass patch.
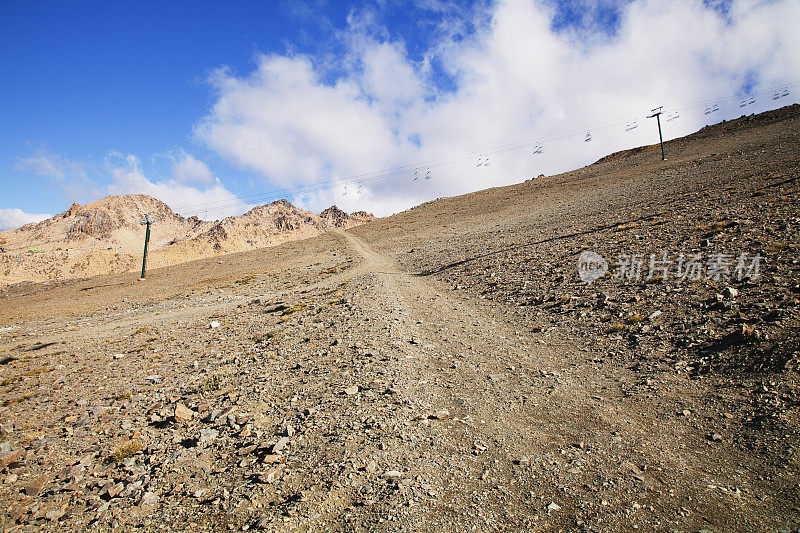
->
[626,313,644,324]
[107,439,145,463]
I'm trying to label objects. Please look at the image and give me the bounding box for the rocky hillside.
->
[0,195,375,286]
[2,195,207,254]
[0,105,797,532]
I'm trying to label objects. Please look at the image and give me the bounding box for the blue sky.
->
[1,0,798,229]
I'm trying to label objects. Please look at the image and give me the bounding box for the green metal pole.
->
[140,221,151,279]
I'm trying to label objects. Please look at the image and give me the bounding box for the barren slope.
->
[0,105,798,532]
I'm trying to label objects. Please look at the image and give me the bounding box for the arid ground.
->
[1,105,799,532]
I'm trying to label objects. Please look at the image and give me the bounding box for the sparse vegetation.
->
[626,313,644,324]
[114,389,132,401]
[107,439,145,463]
[3,392,37,406]
[193,370,233,393]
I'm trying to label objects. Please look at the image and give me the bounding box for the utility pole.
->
[139,213,156,280]
[648,106,666,161]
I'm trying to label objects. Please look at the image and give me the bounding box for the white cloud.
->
[15,149,95,201]
[196,0,800,216]
[171,151,217,186]
[15,151,66,179]
[195,55,408,188]
[104,153,249,220]
[0,209,51,231]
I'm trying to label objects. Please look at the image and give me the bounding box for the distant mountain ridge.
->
[0,194,376,286]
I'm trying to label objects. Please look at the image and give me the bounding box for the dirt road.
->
[333,228,789,531]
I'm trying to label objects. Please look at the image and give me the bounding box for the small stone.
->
[174,403,195,423]
[65,464,85,478]
[724,287,739,299]
[0,450,20,467]
[285,424,295,437]
[252,516,271,529]
[24,474,48,497]
[548,502,561,512]
[107,482,125,498]
[4,473,18,484]
[209,321,220,329]
[259,466,282,484]
[112,353,125,359]
[382,470,403,480]
[139,492,159,506]
[344,385,359,395]
[709,433,723,442]
[95,501,110,519]
[45,507,66,521]
[431,409,451,420]
[260,454,282,464]
[365,460,378,473]
[199,428,219,446]
[271,436,291,454]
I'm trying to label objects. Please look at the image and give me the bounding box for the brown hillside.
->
[0,196,375,286]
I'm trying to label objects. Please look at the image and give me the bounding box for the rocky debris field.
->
[0,105,799,531]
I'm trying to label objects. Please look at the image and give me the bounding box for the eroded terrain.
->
[1,106,799,531]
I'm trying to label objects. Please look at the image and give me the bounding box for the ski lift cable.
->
[173,79,800,215]
[173,114,644,215]
[159,79,799,215]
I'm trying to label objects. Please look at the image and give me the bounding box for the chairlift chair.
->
[584,131,592,142]
[782,88,790,97]
[425,169,431,180]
